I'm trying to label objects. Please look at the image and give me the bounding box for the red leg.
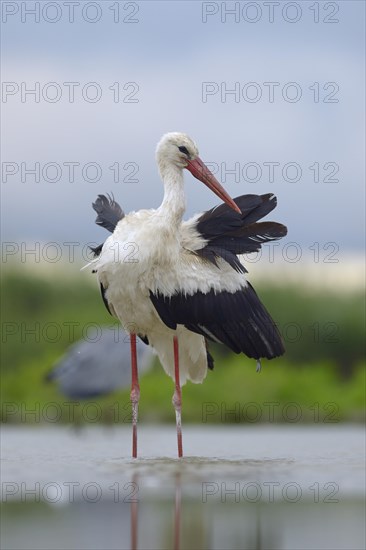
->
[130,333,140,459]
[172,336,183,458]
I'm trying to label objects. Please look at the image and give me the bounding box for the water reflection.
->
[131,474,138,550]
[1,479,364,550]
[174,474,181,550]
[130,472,183,550]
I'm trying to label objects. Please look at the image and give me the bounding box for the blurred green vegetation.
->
[1,267,365,424]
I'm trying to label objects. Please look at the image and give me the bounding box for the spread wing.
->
[150,193,287,360]
[181,193,287,272]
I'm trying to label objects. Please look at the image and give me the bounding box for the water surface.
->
[1,425,365,549]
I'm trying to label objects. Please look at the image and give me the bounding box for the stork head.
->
[156,132,241,214]
[156,132,199,169]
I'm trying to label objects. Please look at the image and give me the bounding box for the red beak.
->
[185,157,241,214]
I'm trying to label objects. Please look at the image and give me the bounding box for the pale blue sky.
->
[1,1,365,254]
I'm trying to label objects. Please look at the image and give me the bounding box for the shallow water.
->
[1,425,365,549]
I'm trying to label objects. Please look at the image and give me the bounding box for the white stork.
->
[87,132,287,458]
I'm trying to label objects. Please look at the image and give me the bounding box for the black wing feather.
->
[90,244,103,258]
[221,221,287,252]
[199,221,287,259]
[197,194,277,238]
[92,194,124,233]
[90,194,125,258]
[150,284,285,360]
[206,343,215,370]
[195,194,287,272]
[100,283,113,316]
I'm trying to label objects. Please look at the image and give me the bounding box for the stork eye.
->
[178,146,189,156]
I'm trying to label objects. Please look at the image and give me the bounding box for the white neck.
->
[157,162,186,226]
